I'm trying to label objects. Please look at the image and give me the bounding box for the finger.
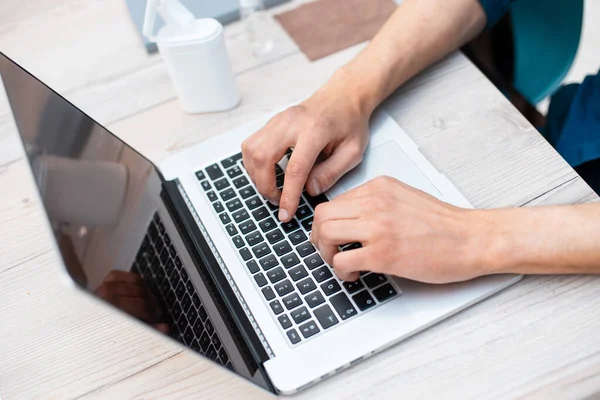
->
[306,142,364,196]
[310,198,367,245]
[115,297,161,323]
[152,323,170,334]
[103,270,143,285]
[332,247,373,281]
[279,139,323,221]
[248,135,291,205]
[316,219,370,266]
[106,282,148,299]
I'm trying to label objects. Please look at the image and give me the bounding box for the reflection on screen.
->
[0,52,269,392]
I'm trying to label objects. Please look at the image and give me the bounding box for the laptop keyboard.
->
[132,213,232,368]
[197,150,401,346]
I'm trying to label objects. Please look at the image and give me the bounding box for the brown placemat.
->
[275,0,397,62]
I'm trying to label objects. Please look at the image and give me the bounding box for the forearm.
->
[324,0,488,115]
[477,204,600,275]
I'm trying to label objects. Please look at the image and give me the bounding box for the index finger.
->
[279,139,323,221]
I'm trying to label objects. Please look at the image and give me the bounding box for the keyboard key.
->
[239,187,257,202]
[211,334,222,349]
[270,300,284,315]
[220,213,231,224]
[297,277,317,294]
[343,280,364,294]
[289,265,308,282]
[313,304,339,330]
[207,191,218,202]
[273,241,292,256]
[195,170,206,180]
[274,279,294,296]
[252,242,271,258]
[341,242,362,251]
[252,207,269,221]
[239,247,252,261]
[225,224,237,236]
[296,205,312,220]
[312,266,332,283]
[214,178,230,191]
[219,348,229,365]
[281,219,299,233]
[200,331,211,351]
[304,192,329,210]
[246,260,260,274]
[281,253,300,269]
[291,306,311,324]
[282,292,302,310]
[262,286,276,301]
[330,293,358,320]
[172,302,182,321]
[192,292,201,308]
[278,314,292,329]
[176,281,186,298]
[233,176,250,189]
[245,231,263,247]
[177,315,188,336]
[220,188,236,202]
[372,283,397,302]
[266,229,285,244]
[207,344,218,361]
[227,166,243,179]
[175,256,183,269]
[362,273,387,289]
[254,273,268,287]
[245,196,262,210]
[191,339,201,353]
[206,163,224,180]
[183,326,195,345]
[296,241,316,257]
[266,201,278,210]
[301,217,313,231]
[238,220,256,235]
[289,230,307,245]
[321,279,341,296]
[352,290,376,311]
[199,305,208,321]
[299,320,320,339]
[221,153,242,169]
[287,329,301,344]
[305,291,325,308]
[259,218,277,232]
[232,209,249,223]
[201,180,211,191]
[259,254,279,271]
[267,267,286,284]
[182,294,192,314]
[303,253,324,270]
[213,202,224,213]
[226,198,242,212]
[232,235,244,249]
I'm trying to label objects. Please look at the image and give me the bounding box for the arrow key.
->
[299,320,320,339]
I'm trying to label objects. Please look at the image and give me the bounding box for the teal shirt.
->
[479,0,600,170]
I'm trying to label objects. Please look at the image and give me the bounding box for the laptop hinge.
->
[161,179,276,392]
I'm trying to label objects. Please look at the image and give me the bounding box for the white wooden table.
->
[2,1,600,399]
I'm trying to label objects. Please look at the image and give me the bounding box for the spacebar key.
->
[329,293,357,321]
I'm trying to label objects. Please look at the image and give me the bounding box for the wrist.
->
[326,64,382,119]
[464,208,528,276]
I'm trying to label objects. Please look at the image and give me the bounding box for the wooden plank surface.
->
[1,1,600,399]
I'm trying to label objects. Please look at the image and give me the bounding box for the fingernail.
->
[309,179,321,195]
[278,209,289,221]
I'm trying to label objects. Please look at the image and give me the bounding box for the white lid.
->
[240,0,262,7]
[156,18,222,46]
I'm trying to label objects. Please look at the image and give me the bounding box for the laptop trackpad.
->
[331,141,442,199]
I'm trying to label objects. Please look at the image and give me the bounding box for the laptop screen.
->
[0,52,272,392]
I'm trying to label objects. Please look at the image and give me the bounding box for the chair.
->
[510,0,584,104]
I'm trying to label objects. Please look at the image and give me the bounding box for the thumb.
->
[306,143,364,196]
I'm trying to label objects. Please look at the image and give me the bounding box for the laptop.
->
[0,51,521,394]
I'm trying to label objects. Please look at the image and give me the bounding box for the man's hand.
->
[242,78,371,222]
[95,270,169,333]
[310,176,491,284]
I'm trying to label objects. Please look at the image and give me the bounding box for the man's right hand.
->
[242,78,372,222]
